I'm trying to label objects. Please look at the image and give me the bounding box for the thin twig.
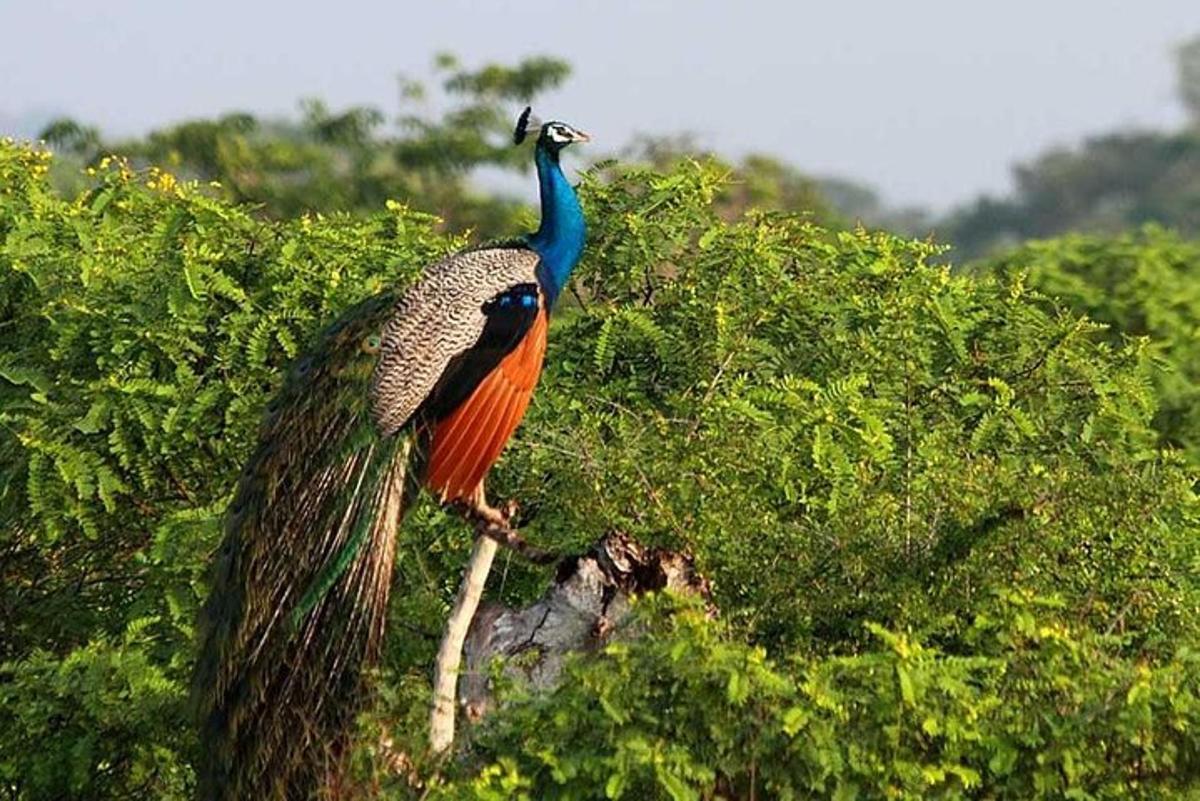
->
[568,280,589,312]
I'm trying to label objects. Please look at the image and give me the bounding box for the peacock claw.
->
[456,483,506,527]
[501,499,519,521]
[476,504,507,528]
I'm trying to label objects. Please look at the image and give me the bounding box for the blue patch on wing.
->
[488,284,540,313]
[408,282,541,426]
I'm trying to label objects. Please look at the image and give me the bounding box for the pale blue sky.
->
[2,0,1198,210]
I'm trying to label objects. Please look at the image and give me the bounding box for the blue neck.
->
[526,145,586,308]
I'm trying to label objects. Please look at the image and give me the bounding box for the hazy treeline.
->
[25,37,1200,259]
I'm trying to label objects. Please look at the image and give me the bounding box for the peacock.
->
[192,107,590,800]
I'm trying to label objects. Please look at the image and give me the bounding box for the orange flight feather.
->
[439,385,511,497]
[425,310,548,501]
[433,377,505,485]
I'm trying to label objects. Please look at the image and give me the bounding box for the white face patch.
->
[548,124,575,143]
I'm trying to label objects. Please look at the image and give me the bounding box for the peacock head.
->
[513,106,590,154]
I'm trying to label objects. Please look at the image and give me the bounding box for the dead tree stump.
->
[458,531,712,724]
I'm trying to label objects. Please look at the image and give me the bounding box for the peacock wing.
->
[424,302,549,501]
[369,245,542,435]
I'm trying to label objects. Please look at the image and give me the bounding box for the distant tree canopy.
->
[33,55,854,240]
[1179,34,1200,126]
[941,130,1200,259]
[36,54,573,236]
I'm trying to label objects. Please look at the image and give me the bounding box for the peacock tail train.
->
[192,291,416,801]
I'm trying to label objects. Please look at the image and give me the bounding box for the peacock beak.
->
[572,129,592,143]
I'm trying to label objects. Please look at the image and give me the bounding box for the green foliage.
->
[981,227,1200,463]
[617,136,900,233]
[2,139,1198,800]
[0,622,191,799]
[441,594,1200,800]
[496,161,1197,658]
[619,138,840,228]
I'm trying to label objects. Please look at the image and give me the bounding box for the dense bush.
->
[982,228,1200,464]
[445,594,1200,800]
[1,140,1198,799]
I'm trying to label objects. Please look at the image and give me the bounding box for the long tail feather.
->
[193,293,413,801]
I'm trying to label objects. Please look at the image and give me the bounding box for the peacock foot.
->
[455,483,555,565]
[458,482,509,527]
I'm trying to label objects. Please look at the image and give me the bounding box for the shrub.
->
[1,141,1197,799]
[981,227,1200,465]
[442,594,1200,800]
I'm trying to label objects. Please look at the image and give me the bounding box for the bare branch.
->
[429,533,498,755]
